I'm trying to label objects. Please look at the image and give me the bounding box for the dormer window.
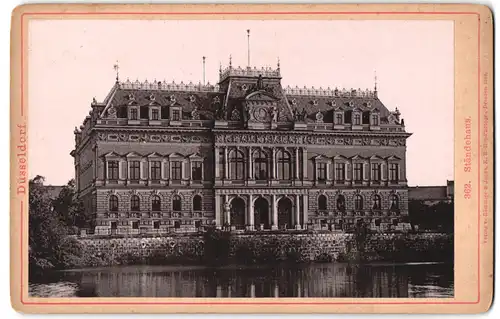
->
[151,108,159,120]
[128,93,135,100]
[130,108,138,120]
[149,94,155,101]
[172,109,181,121]
[290,98,297,106]
[371,114,380,126]
[353,113,361,125]
[331,101,336,107]
[349,101,354,107]
[335,113,343,125]
[189,95,196,103]
[312,99,318,106]
[367,101,372,108]
[170,95,176,103]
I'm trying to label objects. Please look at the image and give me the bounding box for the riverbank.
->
[68,230,452,268]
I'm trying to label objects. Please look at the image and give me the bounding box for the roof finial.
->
[202,56,206,85]
[113,60,120,82]
[374,70,378,93]
[229,54,232,68]
[277,57,280,70]
[247,29,251,68]
[219,61,222,75]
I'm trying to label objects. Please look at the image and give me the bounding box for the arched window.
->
[230,150,245,180]
[318,194,327,211]
[372,194,382,210]
[354,195,363,210]
[336,195,346,212]
[389,194,399,211]
[254,149,268,180]
[151,195,161,211]
[109,195,118,211]
[277,150,291,180]
[130,195,140,211]
[193,195,202,211]
[172,195,182,212]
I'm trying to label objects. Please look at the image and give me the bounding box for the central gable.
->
[245,90,280,102]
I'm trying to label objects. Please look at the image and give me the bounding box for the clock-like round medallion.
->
[253,107,268,122]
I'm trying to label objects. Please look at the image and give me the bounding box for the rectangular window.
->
[191,162,203,181]
[150,161,161,181]
[130,108,138,120]
[335,163,345,181]
[172,109,180,121]
[108,161,119,180]
[371,114,379,126]
[389,163,399,182]
[354,163,363,181]
[132,221,139,229]
[153,221,160,229]
[151,109,159,120]
[129,161,140,180]
[317,163,327,181]
[371,163,381,181]
[171,161,182,180]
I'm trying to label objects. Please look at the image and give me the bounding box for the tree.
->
[409,200,454,232]
[29,176,83,277]
[52,179,87,231]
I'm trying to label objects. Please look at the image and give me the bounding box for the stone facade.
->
[72,62,412,235]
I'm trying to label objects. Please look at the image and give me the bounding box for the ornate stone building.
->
[72,61,412,235]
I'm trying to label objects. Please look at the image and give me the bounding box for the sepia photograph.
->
[26,18,456,299]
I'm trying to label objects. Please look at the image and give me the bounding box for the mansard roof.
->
[97,64,401,126]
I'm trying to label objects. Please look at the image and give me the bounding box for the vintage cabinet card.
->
[10,3,493,314]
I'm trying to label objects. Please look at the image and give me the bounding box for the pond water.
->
[29,262,453,298]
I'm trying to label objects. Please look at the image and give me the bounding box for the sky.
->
[28,19,454,186]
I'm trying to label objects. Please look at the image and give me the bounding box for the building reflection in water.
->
[62,263,453,298]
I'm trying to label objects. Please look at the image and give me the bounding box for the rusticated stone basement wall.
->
[77,232,452,267]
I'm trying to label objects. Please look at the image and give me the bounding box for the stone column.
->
[215,194,221,229]
[326,161,331,182]
[140,158,148,180]
[271,194,278,230]
[248,147,253,179]
[224,147,229,179]
[295,147,300,180]
[302,148,308,180]
[273,284,279,298]
[250,283,256,298]
[271,148,276,179]
[119,159,126,180]
[161,159,167,180]
[303,195,309,227]
[295,194,301,229]
[224,195,231,226]
[247,194,254,231]
[214,146,220,179]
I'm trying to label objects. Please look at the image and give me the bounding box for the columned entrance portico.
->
[215,189,308,231]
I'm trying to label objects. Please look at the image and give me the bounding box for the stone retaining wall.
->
[77,231,452,267]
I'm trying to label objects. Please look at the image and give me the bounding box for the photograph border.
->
[10,3,493,314]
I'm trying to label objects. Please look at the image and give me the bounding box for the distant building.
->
[408,180,454,205]
[71,58,412,235]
